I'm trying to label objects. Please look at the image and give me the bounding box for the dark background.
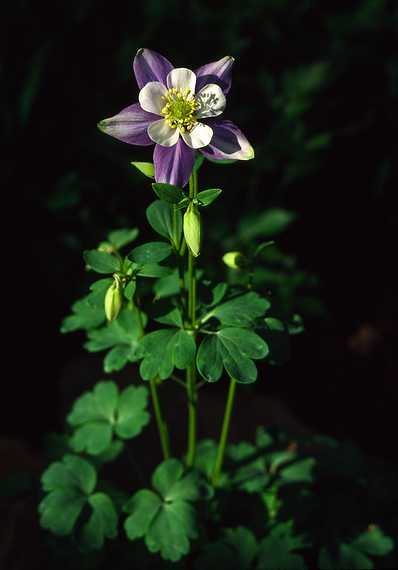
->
[2,0,397,466]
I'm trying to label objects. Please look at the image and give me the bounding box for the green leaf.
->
[279,457,316,484]
[197,188,222,206]
[124,280,136,301]
[83,250,121,274]
[115,385,150,439]
[85,308,143,372]
[107,228,139,249]
[257,522,308,570]
[194,439,218,478]
[169,329,196,369]
[137,263,173,278]
[39,488,87,536]
[153,269,180,299]
[41,454,97,495]
[138,329,175,380]
[131,161,155,179]
[239,208,297,241]
[218,328,268,384]
[81,492,118,550]
[197,328,268,384]
[352,526,394,557]
[155,307,184,328]
[228,441,270,493]
[39,455,118,549]
[67,382,150,454]
[124,489,161,540]
[146,200,182,247]
[263,317,290,366]
[197,335,224,382]
[88,278,113,305]
[224,527,257,569]
[103,345,133,372]
[204,292,270,326]
[39,455,97,535]
[195,527,257,570]
[209,282,228,306]
[124,459,201,562]
[152,182,185,204]
[319,545,373,570]
[138,328,195,380]
[61,296,106,333]
[129,241,172,265]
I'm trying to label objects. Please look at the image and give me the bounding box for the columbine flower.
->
[98,49,254,187]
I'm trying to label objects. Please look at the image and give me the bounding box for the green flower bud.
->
[104,275,123,321]
[222,251,244,269]
[183,203,201,257]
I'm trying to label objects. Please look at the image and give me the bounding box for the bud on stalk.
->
[183,202,201,257]
[222,251,244,269]
[104,275,123,321]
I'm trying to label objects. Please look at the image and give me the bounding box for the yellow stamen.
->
[161,86,198,131]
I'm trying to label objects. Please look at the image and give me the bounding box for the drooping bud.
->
[183,202,201,257]
[104,275,123,321]
[222,251,244,269]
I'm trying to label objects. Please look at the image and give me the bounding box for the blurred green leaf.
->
[239,209,297,241]
[83,250,121,274]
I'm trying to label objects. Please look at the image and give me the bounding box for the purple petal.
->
[133,48,174,89]
[98,103,158,146]
[153,139,195,187]
[195,56,234,94]
[199,120,255,161]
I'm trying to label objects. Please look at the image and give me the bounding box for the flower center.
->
[161,87,198,132]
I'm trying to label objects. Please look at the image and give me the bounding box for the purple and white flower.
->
[98,49,254,187]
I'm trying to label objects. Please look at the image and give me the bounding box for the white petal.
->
[138,81,167,115]
[181,122,213,149]
[167,68,196,93]
[148,119,180,147]
[195,83,226,119]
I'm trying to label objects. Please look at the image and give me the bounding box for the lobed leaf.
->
[124,459,201,562]
[197,328,268,384]
[204,292,270,327]
[67,382,150,455]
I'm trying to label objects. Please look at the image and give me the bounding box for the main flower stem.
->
[136,304,170,460]
[186,169,198,467]
[211,377,237,487]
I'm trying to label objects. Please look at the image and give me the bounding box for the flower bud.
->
[104,276,123,321]
[183,203,201,257]
[222,251,244,269]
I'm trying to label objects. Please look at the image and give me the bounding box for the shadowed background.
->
[2,0,397,467]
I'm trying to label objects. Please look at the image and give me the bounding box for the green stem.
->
[212,377,237,487]
[149,377,170,460]
[135,304,170,460]
[186,170,198,467]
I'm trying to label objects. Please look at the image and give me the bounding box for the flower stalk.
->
[212,377,237,486]
[186,169,198,467]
